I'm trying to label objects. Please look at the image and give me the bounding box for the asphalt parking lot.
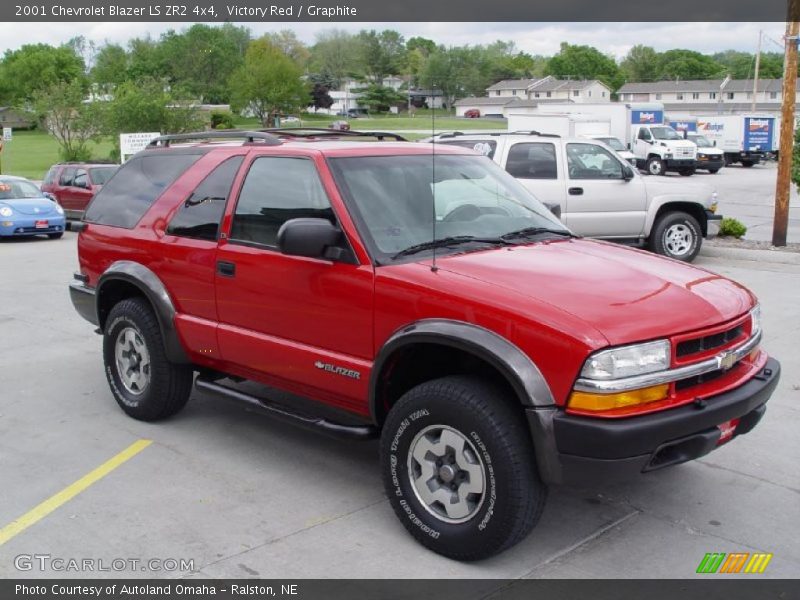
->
[0,229,798,580]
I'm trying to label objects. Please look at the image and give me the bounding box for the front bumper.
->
[663,158,696,169]
[706,211,722,238]
[69,281,99,326]
[0,215,66,237]
[696,155,725,171]
[527,357,780,485]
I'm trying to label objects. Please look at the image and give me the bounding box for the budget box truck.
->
[535,102,697,175]
[696,115,776,167]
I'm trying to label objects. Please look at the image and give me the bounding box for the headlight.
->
[750,304,761,337]
[664,153,673,159]
[0,206,12,217]
[55,204,64,215]
[580,339,671,380]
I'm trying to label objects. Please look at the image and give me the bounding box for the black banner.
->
[2,0,793,22]
[2,580,798,600]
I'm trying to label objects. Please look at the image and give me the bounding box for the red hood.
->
[433,239,754,346]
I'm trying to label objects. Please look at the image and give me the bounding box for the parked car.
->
[41,162,119,220]
[329,120,351,131]
[0,175,66,239]
[463,109,481,118]
[69,130,779,561]
[685,132,725,174]
[427,132,721,262]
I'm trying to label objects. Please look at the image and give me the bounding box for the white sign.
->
[120,132,160,161]
[2,127,12,141]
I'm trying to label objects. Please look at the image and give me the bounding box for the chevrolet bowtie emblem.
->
[717,350,737,371]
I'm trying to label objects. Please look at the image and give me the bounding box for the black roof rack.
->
[434,130,560,139]
[147,130,282,148]
[262,128,408,142]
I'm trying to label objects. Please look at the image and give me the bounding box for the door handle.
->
[568,187,584,195]
[217,261,236,277]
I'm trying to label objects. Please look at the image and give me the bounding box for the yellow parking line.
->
[0,439,152,546]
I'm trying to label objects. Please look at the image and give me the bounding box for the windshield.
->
[0,180,44,199]
[89,167,117,185]
[690,135,712,147]
[650,126,682,141]
[597,137,626,151]
[328,154,569,262]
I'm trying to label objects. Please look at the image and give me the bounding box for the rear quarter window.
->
[84,153,201,228]
[437,139,497,159]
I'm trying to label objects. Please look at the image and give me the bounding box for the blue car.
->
[0,176,67,239]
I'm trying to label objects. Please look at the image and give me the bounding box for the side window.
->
[59,167,76,186]
[43,167,57,186]
[505,143,558,179]
[229,157,332,247]
[437,139,497,159]
[84,153,201,229]
[638,128,651,141]
[167,156,244,241]
[566,143,624,180]
[73,169,89,189]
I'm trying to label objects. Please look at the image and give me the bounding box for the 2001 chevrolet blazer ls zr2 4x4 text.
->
[69,130,781,561]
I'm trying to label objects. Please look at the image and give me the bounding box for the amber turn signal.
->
[568,384,669,412]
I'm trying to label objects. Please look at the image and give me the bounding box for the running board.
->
[194,377,378,441]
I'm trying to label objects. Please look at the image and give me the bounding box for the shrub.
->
[210,110,236,130]
[718,217,747,239]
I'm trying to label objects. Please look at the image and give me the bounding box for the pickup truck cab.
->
[429,132,720,262]
[686,132,725,173]
[69,130,778,561]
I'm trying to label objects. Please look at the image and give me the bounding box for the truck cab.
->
[686,132,725,173]
[632,124,697,176]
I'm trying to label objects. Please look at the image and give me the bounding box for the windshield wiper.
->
[501,227,577,240]
[391,236,512,259]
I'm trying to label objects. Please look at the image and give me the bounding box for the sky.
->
[0,22,790,60]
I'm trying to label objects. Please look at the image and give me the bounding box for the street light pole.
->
[773,7,800,247]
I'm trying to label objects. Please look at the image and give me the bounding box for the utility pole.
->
[773,6,800,247]
[752,30,761,113]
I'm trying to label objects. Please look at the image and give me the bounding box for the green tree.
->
[266,30,310,68]
[229,38,308,126]
[159,24,247,103]
[101,78,202,160]
[92,44,130,90]
[657,49,724,80]
[352,84,405,113]
[0,43,85,105]
[545,42,622,90]
[126,37,166,81]
[620,45,660,82]
[357,29,406,83]
[33,80,102,161]
[309,29,360,90]
[419,47,478,108]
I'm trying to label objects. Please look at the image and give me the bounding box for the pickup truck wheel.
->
[103,297,193,421]
[650,211,702,262]
[741,161,754,168]
[380,375,547,560]
[708,168,720,174]
[646,157,664,176]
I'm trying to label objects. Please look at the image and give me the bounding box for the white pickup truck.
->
[428,132,721,262]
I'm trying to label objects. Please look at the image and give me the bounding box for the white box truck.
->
[695,115,776,167]
[506,113,610,137]
[534,102,697,175]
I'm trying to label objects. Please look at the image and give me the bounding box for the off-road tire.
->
[103,297,193,421]
[649,211,702,262]
[48,233,63,239]
[646,157,665,176]
[380,375,547,561]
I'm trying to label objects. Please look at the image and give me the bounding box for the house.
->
[486,79,537,98]
[617,79,796,116]
[526,77,611,102]
[0,107,33,129]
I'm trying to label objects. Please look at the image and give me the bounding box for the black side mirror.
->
[622,165,635,181]
[543,202,561,220]
[277,218,342,259]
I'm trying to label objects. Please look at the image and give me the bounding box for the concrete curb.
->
[700,243,800,265]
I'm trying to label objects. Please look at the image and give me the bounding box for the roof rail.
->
[262,128,408,142]
[433,130,560,139]
[147,130,283,148]
[510,130,561,138]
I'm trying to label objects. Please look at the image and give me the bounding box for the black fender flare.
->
[369,319,554,423]
[97,261,189,364]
